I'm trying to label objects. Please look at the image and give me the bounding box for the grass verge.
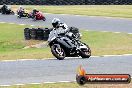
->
[0,23,132,60]
[0,82,132,88]
[11,5,132,18]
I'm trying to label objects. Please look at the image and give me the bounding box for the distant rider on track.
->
[17,6,25,15]
[32,8,39,18]
[1,4,8,14]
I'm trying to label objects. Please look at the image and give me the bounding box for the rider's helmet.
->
[3,4,6,6]
[18,6,24,12]
[3,4,7,8]
[19,6,23,9]
[52,18,61,28]
[33,8,37,12]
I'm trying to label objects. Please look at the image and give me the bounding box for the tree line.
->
[0,0,132,5]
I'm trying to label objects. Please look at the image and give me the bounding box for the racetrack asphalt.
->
[0,14,132,85]
[0,13,132,33]
[0,55,132,85]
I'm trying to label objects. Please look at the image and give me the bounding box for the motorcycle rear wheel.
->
[11,11,15,15]
[51,44,66,60]
[17,15,21,18]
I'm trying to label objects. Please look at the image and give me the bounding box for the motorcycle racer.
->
[1,4,8,14]
[17,6,24,12]
[48,18,69,42]
[32,8,39,18]
[47,18,91,60]
[17,6,25,15]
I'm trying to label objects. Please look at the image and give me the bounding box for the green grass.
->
[0,23,132,60]
[0,23,53,60]
[12,5,132,18]
[1,82,132,88]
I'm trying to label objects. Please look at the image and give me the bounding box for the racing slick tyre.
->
[36,28,44,40]
[7,10,14,15]
[25,35,31,40]
[43,28,50,41]
[11,11,15,15]
[30,28,37,39]
[17,15,21,18]
[27,14,31,18]
[51,44,66,60]
[43,17,46,21]
[24,28,31,40]
[33,16,37,21]
[79,44,91,58]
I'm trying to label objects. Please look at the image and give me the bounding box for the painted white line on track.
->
[1,77,132,86]
[123,54,132,56]
[1,60,17,62]
[30,83,41,85]
[85,30,132,35]
[46,13,132,20]
[0,21,132,35]
[1,54,132,62]
[102,54,132,57]
[9,23,15,24]
[57,80,76,83]
[19,24,26,25]
[101,31,109,33]
[0,22,6,23]
[3,81,76,86]
[57,13,83,17]
[44,82,58,84]
[128,33,132,35]
[91,56,100,58]
[14,84,25,86]
[102,55,123,57]
[17,59,39,61]
[0,85,11,87]
[44,13,124,19]
[31,25,35,26]
[113,32,121,34]
[0,75,131,86]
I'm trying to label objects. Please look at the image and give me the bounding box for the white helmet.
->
[19,6,22,9]
[52,18,60,28]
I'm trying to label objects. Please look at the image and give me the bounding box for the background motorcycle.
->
[48,27,91,60]
[17,10,30,18]
[1,7,14,15]
[32,11,46,21]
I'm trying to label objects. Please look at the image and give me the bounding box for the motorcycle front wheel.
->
[11,11,15,15]
[51,44,66,60]
[43,17,46,21]
[33,16,37,21]
[79,44,91,58]
[17,15,21,18]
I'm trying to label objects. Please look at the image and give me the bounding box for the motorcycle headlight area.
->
[79,33,82,37]
[79,45,87,49]
[67,32,73,37]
